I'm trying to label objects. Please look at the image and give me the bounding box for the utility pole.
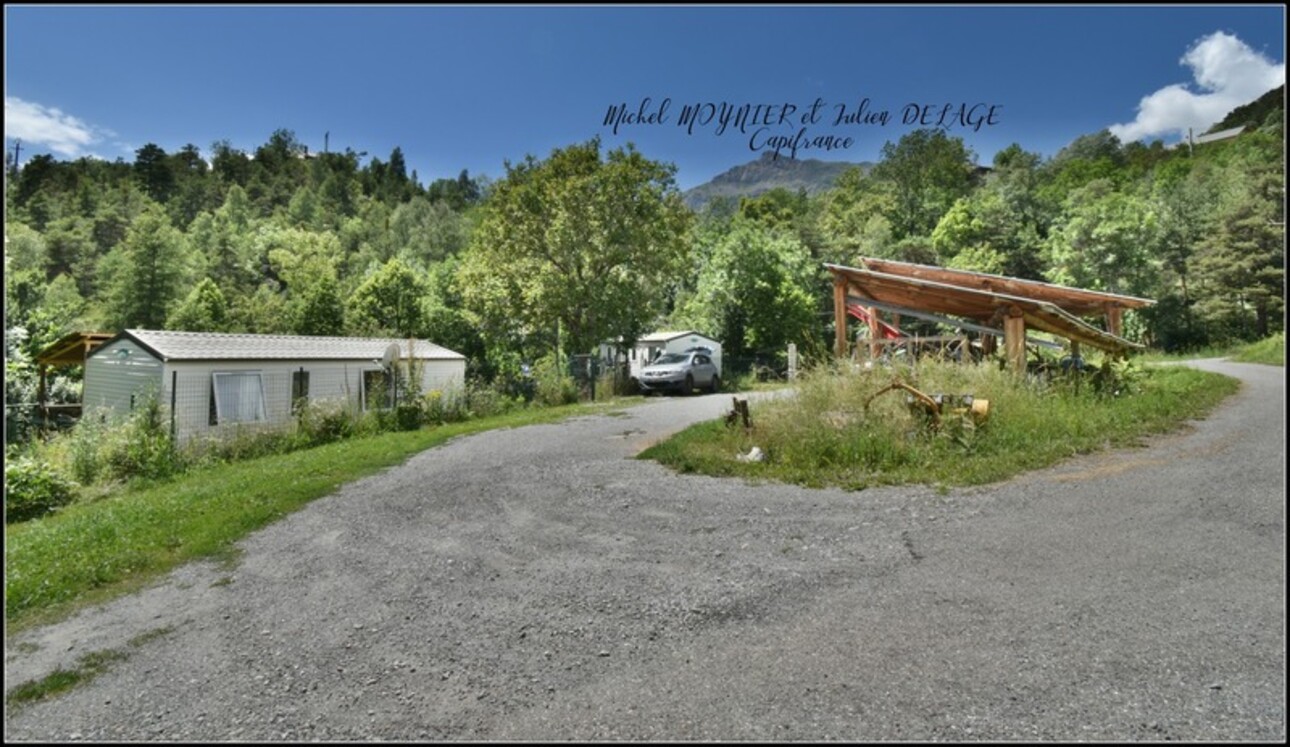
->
[324,131,329,154]
[11,139,20,173]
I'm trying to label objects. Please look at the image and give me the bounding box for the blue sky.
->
[5,5,1285,191]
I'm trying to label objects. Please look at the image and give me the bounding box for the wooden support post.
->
[1070,341,1081,360]
[1105,304,1123,339]
[37,363,48,428]
[833,275,847,359]
[725,397,752,430]
[981,334,997,356]
[868,307,882,360]
[1004,307,1026,375]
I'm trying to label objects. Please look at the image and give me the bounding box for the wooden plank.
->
[833,275,847,358]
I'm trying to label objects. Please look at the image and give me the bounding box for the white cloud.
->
[4,96,105,157]
[1109,31,1285,143]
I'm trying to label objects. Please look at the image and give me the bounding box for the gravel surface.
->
[5,360,1284,741]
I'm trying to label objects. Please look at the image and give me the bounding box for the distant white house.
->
[1168,125,1247,150]
[83,330,465,442]
[599,330,723,382]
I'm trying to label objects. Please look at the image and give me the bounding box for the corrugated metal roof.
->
[97,330,465,362]
[637,330,715,344]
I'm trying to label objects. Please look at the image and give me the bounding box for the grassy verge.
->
[1135,345,1239,363]
[5,401,624,632]
[5,625,174,707]
[5,648,127,706]
[640,359,1239,492]
[1230,332,1284,366]
[1136,333,1284,366]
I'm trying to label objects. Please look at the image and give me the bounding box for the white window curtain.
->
[212,372,267,424]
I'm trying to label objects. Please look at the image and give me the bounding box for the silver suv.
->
[638,352,720,395]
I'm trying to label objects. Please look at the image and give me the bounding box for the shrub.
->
[596,369,634,399]
[295,398,355,446]
[5,456,77,523]
[203,426,291,463]
[1090,358,1144,398]
[465,383,518,419]
[394,403,424,431]
[533,355,579,407]
[100,395,186,482]
[424,386,469,424]
[66,409,111,485]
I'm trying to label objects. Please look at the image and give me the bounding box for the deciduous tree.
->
[459,139,690,356]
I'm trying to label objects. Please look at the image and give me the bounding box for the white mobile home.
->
[599,330,722,382]
[83,330,466,442]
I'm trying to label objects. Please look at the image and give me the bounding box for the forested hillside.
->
[682,153,873,210]
[5,91,1284,416]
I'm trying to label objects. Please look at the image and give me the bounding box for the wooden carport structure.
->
[827,259,1154,372]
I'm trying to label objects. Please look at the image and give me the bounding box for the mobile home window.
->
[211,372,267,425]
[291,369,310,414]
[362,369,393,411]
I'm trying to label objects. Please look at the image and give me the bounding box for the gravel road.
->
[4,359,1284,741]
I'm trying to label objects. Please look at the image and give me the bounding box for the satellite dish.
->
[381,343,401,369]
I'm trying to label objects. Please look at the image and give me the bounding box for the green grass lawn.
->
[1136,333,1284,366]
[1230,332,1285,366]
[641,359,1239,492]
[4,400,625,632]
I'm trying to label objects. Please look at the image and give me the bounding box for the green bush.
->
[1089,358,1144,398]
[100,395,187,482]
[202,426,291,463]
[66,409,110,485]
[424,386,469,424]
[394,403,424,431]
[534,355,579,407]
[465,383,518,419]
[295,398,356,446]
[5,456,77,523]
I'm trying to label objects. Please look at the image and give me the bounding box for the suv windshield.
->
[650,354,688,366]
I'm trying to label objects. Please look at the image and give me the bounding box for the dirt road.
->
[5,359,1284,740]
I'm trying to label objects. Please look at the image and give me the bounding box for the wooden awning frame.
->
[35,331,115,367]
[33,332,115,413]
[848,296,1063,349]
[827,262,1151,371]
[853,257,1155,317]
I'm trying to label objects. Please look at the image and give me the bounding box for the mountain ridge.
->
[683,153,872,210]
